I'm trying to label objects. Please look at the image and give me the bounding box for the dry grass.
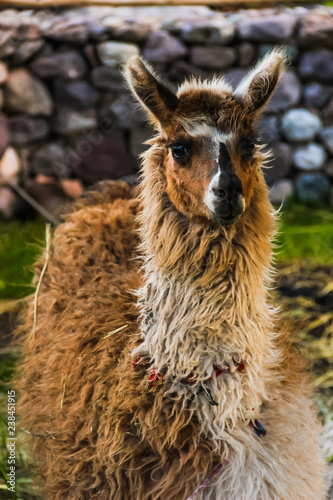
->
[276,261,333,419]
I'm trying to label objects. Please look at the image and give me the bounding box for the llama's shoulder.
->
[16,181,143,478]
[43,180,141,281]
[22,179,142,346]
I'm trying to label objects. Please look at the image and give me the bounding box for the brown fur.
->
[16,52,326,500]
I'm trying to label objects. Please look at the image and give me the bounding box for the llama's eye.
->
[171,144,189,160]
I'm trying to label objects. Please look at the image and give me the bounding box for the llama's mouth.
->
[210,212,242,227]
[205,191,245,227]
[207,200,244,226]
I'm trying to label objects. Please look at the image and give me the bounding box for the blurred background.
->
[0,1,332,498]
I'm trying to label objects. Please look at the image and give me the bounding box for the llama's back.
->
[16,180,142,499]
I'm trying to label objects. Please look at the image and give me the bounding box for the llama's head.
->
[125,50,285,227]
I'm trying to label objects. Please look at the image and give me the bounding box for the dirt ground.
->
[276,261,333,417]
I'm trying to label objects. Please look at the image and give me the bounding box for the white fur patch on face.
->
[238,193,246,211]
[204,169,221,213]
[204,140,246,219]
[183,122,233,143]
[181,123,234,164]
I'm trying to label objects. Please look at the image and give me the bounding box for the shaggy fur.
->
[16,51,326,499]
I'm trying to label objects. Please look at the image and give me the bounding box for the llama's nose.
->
[212,174,243,200]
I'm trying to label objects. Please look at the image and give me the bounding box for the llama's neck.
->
[134,145,278,418]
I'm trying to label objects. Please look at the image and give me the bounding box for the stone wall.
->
[0,4,333,218]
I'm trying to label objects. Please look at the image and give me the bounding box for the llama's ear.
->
[124,56,179,125]
[233,49,286,115]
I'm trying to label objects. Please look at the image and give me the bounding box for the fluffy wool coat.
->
[16,51,326,500]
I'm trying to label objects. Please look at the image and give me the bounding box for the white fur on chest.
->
[133,270,276,441]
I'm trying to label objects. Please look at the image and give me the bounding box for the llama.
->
[16,50,326,500]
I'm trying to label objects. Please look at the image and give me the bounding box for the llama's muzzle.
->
[205,172,245,226]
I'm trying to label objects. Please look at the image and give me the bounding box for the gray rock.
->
[237,42,255,67]
[0,148,19,187]
[0,9,24,29]
[53,109,97,137]
[13,39,44,64]
[112,22,152,43]
[0,115,10,158]
[191,46,236,70]
[293,143,326,170]
[0,62,8,84]
[323,97,333,124]
[295,172,331,206]
[60,178,83,198]
[120,173,140,186]
[97,41,139,68]
[15,21,41,41]
[161,17,187,35]
[304,83,331,109]
[87,21,111,42]
[30,51,87,80]
[0,30,14,58]
[83,44,99,68]
[4,69,53,116]
[265,71,301,112]
[298,13,333,48]
[269,179,294,205]
[255,115,280,143]
[0,187,18,219]
[91,67,124,92]
[105,94,146,129]
[70,130,133,184]
[130,127,152,159]
[8,115,49,145]
[258,44,298,63]
[54,80,98,110]
[31,142,67,177]
[25,179,66,217]
[264,142,292,185]
[238,13,297,42]
[298,50,333,82]
[281,109,322,142]
[44,19,89,45]
[320,126,333,155]
[323,159,333,178]
[223,68,247,90]
[180,19,235,45]
[169,60,211,82]
[144,31,187,64]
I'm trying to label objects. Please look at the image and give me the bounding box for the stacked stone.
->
[0,5,333,217]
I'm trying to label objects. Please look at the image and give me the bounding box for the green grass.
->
[0,220,46,301]
[0,350,41,500]
[276,203,333,263]
[0,220,45,498]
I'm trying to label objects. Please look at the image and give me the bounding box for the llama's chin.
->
[206,201,244,226]
[209,211,242,227]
